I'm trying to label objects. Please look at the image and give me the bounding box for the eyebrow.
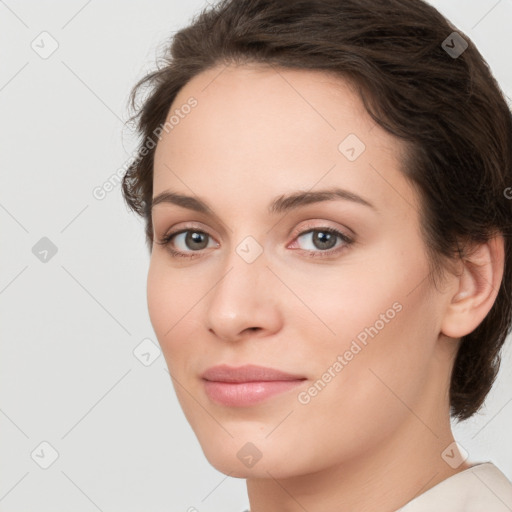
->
[151,187,376,216]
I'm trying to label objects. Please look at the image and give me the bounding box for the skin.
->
[147,63,504,512]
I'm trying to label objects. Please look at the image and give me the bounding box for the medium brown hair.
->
[121,0,512,421]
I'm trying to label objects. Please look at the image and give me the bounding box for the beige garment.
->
[396,462,512,511]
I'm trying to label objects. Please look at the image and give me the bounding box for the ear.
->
[441,234,505,339]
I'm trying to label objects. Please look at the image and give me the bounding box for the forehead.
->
[162,64,376,146]
[152,64,418,217]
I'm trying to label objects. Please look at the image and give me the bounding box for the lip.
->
[201,364,306,382]
[201,364,307,407]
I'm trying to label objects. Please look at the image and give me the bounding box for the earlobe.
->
[441,234,504,339]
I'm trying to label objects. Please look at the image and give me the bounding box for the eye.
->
[289,227,353,258]
[156,228,218,258]
[173,230,214,251]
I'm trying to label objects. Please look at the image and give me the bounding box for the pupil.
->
[187,231,208,250]
[314,231,336,250]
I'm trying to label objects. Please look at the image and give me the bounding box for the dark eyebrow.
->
[151,191,214,215]
[151,187,376,216]
[269,188,376,213]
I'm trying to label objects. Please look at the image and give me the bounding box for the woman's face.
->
[148,64,457,478]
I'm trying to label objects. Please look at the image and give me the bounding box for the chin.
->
[196,433,309,480]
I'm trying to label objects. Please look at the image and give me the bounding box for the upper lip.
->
[201,364,306,383]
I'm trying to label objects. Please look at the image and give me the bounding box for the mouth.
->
[201,364,307,407]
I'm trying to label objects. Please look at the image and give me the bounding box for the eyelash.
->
[155,225,354,260]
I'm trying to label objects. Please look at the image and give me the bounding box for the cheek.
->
[146,260,172,339]
[146,259,199,359]
[288,244,438,409]
[147,256,201,333]
[147,260,203,412]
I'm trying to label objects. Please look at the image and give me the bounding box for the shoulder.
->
[398,462,512,512]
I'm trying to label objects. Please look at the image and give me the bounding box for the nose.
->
[204,245,283,342]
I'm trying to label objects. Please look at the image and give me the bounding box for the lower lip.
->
[203,379,305,407]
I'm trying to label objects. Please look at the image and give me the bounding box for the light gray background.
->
[1,1,511,511]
